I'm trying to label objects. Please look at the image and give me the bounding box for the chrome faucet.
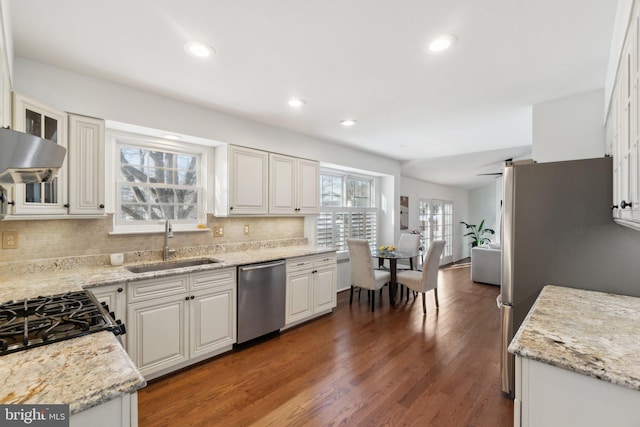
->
[163,219,174,261]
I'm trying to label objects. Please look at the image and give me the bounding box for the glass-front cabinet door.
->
[11,93,68,215]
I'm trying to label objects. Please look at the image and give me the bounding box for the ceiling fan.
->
[476,158,513,177]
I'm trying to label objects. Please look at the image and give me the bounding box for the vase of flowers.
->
[379,245,396,255]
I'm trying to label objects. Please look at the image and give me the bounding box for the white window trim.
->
[107,129,211,234]
[318,167,380,259]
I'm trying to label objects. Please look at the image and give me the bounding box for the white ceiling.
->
[9,0,617,188]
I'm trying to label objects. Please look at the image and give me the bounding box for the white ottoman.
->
[471,245,501,285]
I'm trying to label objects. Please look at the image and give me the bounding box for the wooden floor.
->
[138,265,514,426]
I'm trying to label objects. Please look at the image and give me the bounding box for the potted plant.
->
[461,220,495,247]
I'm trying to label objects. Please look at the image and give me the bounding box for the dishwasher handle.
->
[239,260,286,272]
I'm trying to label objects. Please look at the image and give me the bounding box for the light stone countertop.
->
[0,332,145,415]
[508,285,640,391]
[0,244,336,302]
[0,244,335,415]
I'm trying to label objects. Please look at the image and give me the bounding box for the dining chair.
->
[347,239,391,312]
[394,233,421,300]
[396,240,446,315]
[396,233,421,270]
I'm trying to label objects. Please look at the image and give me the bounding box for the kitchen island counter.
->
[508,284,640,391]
[0,331,146,415]
[509,285,640,426]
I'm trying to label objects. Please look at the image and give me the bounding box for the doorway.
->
[418,199,453,265]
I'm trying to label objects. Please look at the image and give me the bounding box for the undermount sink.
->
[126,258,223,274]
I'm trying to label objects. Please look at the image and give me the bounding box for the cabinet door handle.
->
[611,204,619,210]
[64,203,70,208]
[190,295,195,300]
[117,288,123,293]
[99,204,105,209]
[621,200,633,209]
[185,296,190,301]
[7,200,14,206]
[229,206,234,210]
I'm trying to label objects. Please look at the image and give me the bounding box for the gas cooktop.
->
[0,290,125,355]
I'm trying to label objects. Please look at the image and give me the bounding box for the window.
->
[317,170,378,253]
[418,199,453,264]
[112,132,208,232]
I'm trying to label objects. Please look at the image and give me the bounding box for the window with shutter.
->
[317,170,378,253]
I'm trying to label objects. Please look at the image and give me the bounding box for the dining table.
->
[371,248,420,307]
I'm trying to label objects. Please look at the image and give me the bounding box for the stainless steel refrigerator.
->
[499,156,640,397]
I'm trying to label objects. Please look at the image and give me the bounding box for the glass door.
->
[418,199,453,265]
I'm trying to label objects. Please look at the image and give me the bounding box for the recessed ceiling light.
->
[164,134,182,141]
[288,98,306,108]
[426,34,457,54]
[184,42,214,58]
[340,119,358,127]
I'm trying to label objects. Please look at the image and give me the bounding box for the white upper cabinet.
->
[68,114,106,215]
[214,145,268,216]
[9,94,107,218]
[215,145,320,217]
[11,93,68,215]
[608,7,640,229]
[269,153,319,215]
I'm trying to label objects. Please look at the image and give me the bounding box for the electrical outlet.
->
[243,224,250,235]
[2,231,19,249]
[213,226,224,237]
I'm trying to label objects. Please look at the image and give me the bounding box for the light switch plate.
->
[213,226,224,237]
[243,224,250,235]
[2,231,19,249]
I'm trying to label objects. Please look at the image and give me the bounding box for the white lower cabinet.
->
[70,392,138,427]
[285,253,337,327]
[127,268,236,379]
[189,284,235,358]
[286,264,314,324]
[127,293,189,377]
[515,356,640,427]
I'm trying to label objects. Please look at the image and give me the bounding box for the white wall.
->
[13,57,401,247]
[15,58,399,175]
[13,57,405,293]
[532,89,606,163]
[468,182,498,242]
[400,176,469,262]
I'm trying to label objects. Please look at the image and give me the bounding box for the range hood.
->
[0,127,67,185]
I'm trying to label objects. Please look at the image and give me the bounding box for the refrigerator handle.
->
[501,163,515,305]
[501,304,515,397]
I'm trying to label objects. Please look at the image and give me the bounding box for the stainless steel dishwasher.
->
[237,259,286,344]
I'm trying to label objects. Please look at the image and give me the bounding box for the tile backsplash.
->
[0,215,305,263]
